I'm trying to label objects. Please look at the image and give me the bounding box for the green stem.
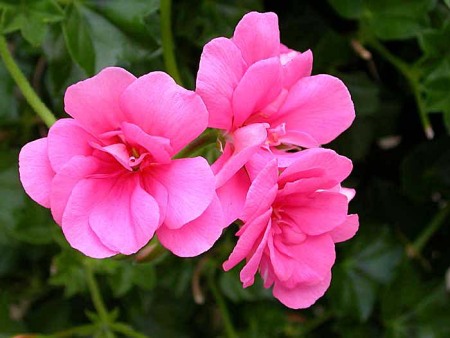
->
[84,261,115,338]
[0,35,56,127]
[367,38,433,139]
[160,0,183,85]
[412,203,450,254]
[111,322,149,338]
[207,273,238,338]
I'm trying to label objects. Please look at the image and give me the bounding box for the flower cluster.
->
[19,11,358,308]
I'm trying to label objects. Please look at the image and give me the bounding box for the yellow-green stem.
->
[0,35,56,127]
[160,0,183,85]
[207,273,238,338]
[84,261,115,338]
[367,38,433,139]
[413,203,449,254]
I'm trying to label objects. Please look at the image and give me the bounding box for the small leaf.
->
[49,249,87,297]
[1,0,64,46]
[328,0,363,19]
[62,3,95,76]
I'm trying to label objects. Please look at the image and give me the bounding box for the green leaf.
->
[363,0,435,40]
[328,0,364,19]
[329,226,403,321]
[219,268,271,303]
[62,3,96,76]
[49,249,87,297]
[382,262,450,336]
[11,199,54,245]
[95,0,160,44]
[0,0,64,46]
[419,21,450,57]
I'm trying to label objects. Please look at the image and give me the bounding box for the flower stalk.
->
[160,0,183,86]
[0,35,56,128]
[366,38,434,139]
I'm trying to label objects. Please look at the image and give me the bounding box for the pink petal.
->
[214,123,268,188]
[196,37,247,130]
[47,119,96,172]
[61,178,118,258]
[150,157,215,229]
[244,148,275,181]
[242,159,278,222]
[279,148,352,189]
[64,67,136,135]
[232,12,280,65]
[240,218,272,288]
[275,74,355,145]
[157,196,225,257]
[97,143,132,171]
[120,72,208,154]
[19,138,55,208]
[269,234,335,285]
[223,208,272,272]
[283,191,348,235]
[50,155,101,225]
[330,214,359,243]
[89,175,160,255]
[121,122,172,164]
[272,271,332,309]
[281,49,313,89]
[216,168,250,226]
[277,130,320,148]
[232,57,283,128]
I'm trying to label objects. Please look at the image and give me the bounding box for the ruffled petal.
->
[240,218,272,288]
[272,271,332,309]
[196,37,247,130]
[278,148,353,190]
[232,57,283,128]
[216,168,250,226]
[47,118,96,172]
[330,214,359,243]
[282,191,348,235]
[121,122,172,164]
[157,196,225,257]
[150,157,215,229]
[61,178,118,258]
[50,156,101,225]
[89,175,160,255]
[19,138,55,208]
[64,67,136,135]
[120,71,208,154]
[281,49,313,89]
[275,74,355,145]
[214,123,268,188]
[232,11,280,65]
[223,208,272,271]
[269,234,335,285]
[242,159,278,222]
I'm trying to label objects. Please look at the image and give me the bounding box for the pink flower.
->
[222,149,358,309]
[19,67,225,258]
[196,11,355,188]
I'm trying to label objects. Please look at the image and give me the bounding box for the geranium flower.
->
[196,11,355,188]
[19,67,224,258]
[223,149,358,309]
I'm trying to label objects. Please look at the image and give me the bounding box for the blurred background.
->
[0,0,449,337]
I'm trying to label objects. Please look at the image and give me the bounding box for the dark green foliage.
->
[0,0,449,337]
